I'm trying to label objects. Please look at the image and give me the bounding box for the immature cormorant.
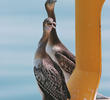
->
[45,0,76,83]
[34,18,70,100]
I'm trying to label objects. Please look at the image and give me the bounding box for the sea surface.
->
[0,0,110,100]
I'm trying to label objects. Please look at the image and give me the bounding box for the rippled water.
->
[0,1,110,100]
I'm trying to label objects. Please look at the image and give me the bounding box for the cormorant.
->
[45,0,76,83]
[34,18,70,100]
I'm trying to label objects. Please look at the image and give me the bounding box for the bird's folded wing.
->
[34,64,67,100]
[52,61,71,99]
[56,44,76,63]
[55,52,76,74]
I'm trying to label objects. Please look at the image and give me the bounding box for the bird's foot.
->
[45,0,57,11]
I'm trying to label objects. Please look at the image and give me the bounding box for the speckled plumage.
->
[55,51,75,74]
[34,56,70,100]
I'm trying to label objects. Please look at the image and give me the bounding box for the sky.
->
[0,0,110,100]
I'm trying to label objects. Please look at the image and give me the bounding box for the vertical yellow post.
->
[68,0,105,100]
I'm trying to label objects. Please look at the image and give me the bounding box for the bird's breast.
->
[46,44,57,62]
[46,44,70,83]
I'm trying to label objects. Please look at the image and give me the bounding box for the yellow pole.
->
[68,0,105,100]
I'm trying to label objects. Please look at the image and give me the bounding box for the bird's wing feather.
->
[52,61,71,99]
[34,59,69,100]
[57,43,76,64]
[55,51,76,74]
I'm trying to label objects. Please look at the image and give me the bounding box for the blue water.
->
[0,0,110,100]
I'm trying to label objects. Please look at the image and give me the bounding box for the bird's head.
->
[43,17,56,34]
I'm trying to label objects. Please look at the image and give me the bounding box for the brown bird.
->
[34,18,70,100]
[45,0,76,83]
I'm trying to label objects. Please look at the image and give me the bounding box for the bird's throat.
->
[48,29,60,45]
[35,33,49,58]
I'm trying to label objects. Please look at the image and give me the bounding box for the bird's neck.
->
[48,28,60,45]
[46,6,60,45]
[35,32,48,58]
[47,10,56,22]
[45,3,56,22]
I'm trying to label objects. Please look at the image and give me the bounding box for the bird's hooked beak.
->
[52,22,56,29]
